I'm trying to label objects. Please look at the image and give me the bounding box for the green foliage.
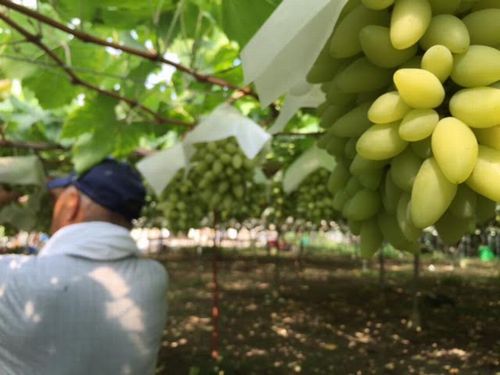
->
[221,0,282,47]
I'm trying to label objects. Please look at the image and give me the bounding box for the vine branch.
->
[0,139,67,151]
[0,0,255,97]
[0,12,194,128]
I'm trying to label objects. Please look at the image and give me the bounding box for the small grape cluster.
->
[158,170,205,233]
[190,138,265,222]
[292,168,337,226]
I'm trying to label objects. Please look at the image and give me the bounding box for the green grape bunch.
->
[157,170,205,233]
[310,0,500,256]
[190,137,265,223]
[291,168,337,226]
[262,181,294,226]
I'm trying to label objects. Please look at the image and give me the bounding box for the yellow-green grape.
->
[399,55,422,69]
[411,138,432,159]
[419,15,470,53]
[382,171,402,214]
[321,106,353,129]
[328,163,350,194]
[359,25,417,68]
[394,68,445,108]
[316,101,329,117]
[368,91,411,124]
[343,189,381,221]
[471,0,500,10]
[451,45,500,88]
[475,194,497,224]
[475,126,500,150]
[466,145,500,201]
[348,219,362,236]
[410,158,457,228]
[457,0,480,13]
[399,109,439,141]
[361,0,394,9]
[421,45,453,82]
[428,0,462,14]
[334,57,393,93]
[329,4,390,58]
[331,102,372,137]
[317,131,333,149]
[345,176,363,196]
[344,138,358,159]
[360,220,384,258]
[333,189,350,211]
[358,169,384,190]
[319,104,345,129]
[357,122,408,160]
[397,193,421,242]
[449,87,500,128]
[435,211,474,245]
[431,117,478,184]
[449,185,477,218]
[307,47,345,84]
[378,212,419,252]
[350,154,386,175]
[326,85,356,106]
[390,0,432,50]
[463,9,500,47]
[326,136,349,158]
[390,148,422,192]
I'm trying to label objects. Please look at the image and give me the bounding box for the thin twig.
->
[0,0,255,97]
[0,12,194,128]
[273,132,324,137]
[0,139,66,151]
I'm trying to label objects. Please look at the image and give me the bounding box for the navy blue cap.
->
[48,159,146,221]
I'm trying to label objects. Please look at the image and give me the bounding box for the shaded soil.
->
[155,251,500,375]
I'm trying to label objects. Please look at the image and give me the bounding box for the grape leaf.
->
[61,95,120,139]
[221,0,281,47]
[23,70,78,109]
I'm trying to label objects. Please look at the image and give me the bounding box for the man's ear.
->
[50,186,82,234]
[64,186,81,221]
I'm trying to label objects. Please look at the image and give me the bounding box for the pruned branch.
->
[0,0,255,97]
[0,12,194,128]
[0,139,67,151]
[273,132,324,137]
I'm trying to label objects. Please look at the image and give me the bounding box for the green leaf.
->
[23,70,78,109]
[61,95,120,139]
[221,0,281,47]
[72,132,113,173]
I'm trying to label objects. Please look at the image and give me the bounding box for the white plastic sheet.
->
[0,155,45,186]
[268,85,325,134]
[135,143,188,196]
[283,146,335,194]
[0,157,45,231]
[241,0,347,106]
[137,104,271,196]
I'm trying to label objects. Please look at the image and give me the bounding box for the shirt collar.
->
[39,222,142,261]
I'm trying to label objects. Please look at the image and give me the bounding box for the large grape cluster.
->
[310,0,499,256]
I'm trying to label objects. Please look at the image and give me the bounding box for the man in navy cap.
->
[0,159,168,374]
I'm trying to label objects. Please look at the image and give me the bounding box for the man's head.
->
[48,159,146,234]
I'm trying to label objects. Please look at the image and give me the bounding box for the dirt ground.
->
[154,250,500,375]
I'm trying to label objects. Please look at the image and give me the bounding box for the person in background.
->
[0,159,168,375]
